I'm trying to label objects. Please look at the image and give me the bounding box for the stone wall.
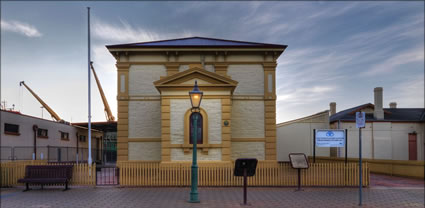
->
[128,101,161,138]
[128,142,161,161]
[179,64,215,72]
[129,65,166,96]
[231,142,265,160]
[231,100,265,138]
[227,64,264,95]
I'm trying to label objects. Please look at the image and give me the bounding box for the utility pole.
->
[87,7,93,168]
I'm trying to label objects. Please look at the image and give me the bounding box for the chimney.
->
[389,102,397,109]
[330,102,336,115]
[374,87,384,120]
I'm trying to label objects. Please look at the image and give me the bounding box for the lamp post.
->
[189,80,203,203]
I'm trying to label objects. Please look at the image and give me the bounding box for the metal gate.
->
[96,165,119,186]
[103,140,117,164]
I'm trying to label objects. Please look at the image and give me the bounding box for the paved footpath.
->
[1,186,423,208]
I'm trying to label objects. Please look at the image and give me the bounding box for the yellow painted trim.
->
[161,95,231,99]
[231,138,265,142]
[154,67,238,87]
[109,48,285,52]
[117,100,129,161]
[161,98,171,162]
[128,138,161,142]
[166,144,222,148]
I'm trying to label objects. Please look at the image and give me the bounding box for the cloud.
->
[92,18,159,43]
[387,76,424,108]
[277,85,336,105]
[362,47,424,76]
[1,20,42,37]
[92,18,194,43]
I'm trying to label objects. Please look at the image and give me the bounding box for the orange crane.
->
[90,62,115,122]
[19,81,65,123]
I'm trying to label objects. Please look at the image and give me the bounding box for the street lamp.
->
[189,80,203,203]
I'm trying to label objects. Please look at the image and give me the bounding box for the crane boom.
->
[90,62,115,121]
[19,81,63,122]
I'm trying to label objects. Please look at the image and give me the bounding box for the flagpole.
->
[87,7,93,169]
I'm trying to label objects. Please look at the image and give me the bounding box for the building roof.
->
[330,103,425,123]
[1,109,71,126]
[71,121,117,132]
[277,110,329,127]
[106,36,287,49]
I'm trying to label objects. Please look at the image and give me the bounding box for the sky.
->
[1,1,424,123]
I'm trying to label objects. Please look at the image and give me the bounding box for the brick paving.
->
[1,186,423,208]
[2,173,423,208]
[370,173,424,188]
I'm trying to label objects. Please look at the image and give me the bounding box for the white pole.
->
[87,7,92,167]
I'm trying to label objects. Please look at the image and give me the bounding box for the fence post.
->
[47,145,50,162]
[58,148,61,163]
[12,147,15,161]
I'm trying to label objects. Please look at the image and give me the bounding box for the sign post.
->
[313,129,316,163]
[356,112,365,206]
[288,153,309,191]
[234,158,258,206]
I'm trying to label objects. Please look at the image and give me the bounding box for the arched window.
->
[184,108,209,153]
[189,112,203,144]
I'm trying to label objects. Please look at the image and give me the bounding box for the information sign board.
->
[315,129,346,147]
[356,112,366,128]
[289,153,309,169]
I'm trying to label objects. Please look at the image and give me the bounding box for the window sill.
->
[37,136,49,139]
[183,144,210,154]
[61,139,70,141]
[4,132,20,136]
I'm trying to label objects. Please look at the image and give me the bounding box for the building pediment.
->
[154,66,238,93]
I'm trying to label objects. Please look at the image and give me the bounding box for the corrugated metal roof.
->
[106,37,287,49]
[330,103,425,122]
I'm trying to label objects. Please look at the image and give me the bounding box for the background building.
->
[276,110,330,161]
[330,87,425,161]
[1,109,103,162]
[107,37,287,162]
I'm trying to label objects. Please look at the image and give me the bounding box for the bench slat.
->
[18,165,74,191]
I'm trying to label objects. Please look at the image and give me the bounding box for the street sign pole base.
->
[294,189,304,192]
[241,203,251,206]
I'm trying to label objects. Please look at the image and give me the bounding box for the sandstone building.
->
[106,37,287,162]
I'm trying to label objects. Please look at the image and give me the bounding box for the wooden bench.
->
[17,165,73,191]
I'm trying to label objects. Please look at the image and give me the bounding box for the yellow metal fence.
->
[118,161,369,187]
[1,160,369,187]
[1,160,96,187]
[312,156,424,179]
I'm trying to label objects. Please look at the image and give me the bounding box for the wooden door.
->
[408,133,417,160]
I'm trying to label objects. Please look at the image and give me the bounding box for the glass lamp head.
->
[189,80,203,109]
